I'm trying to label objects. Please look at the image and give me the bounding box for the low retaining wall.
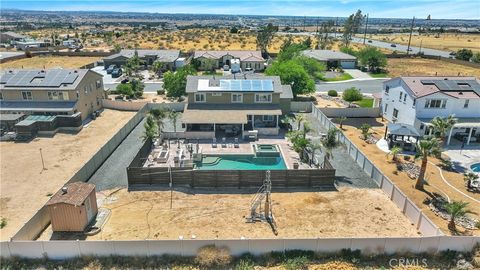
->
[102,99,147,111]
[1,236,478,259]
[320,107,381,118]
[291,101,313,113]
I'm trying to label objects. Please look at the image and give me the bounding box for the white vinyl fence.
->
[1,236,478,259]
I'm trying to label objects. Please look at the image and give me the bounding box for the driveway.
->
[343,69,371,79]
[316,79,387,94]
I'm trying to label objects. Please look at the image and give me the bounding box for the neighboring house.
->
[382,76,480,145]
[179,75,293,139]
[302,50,357,69]
[15,39,51,50]
[46,182,98,232]
[0,31,27,44]
[193,50,266,71]
[103,49,181,70]
[0,69,105,137]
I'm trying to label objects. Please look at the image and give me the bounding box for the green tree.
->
[294,114,306,131]
[352,10,364,34]
[256,23,278,56]
[321,128,339,161]
[316,20,334,49]
[357,46,387,72]
[150,108,169,134]
[415,138,441,190]
[152,61,165,76]
[277,42,307,62]
[336,116,347,129]
[359,123,371,140]
[445,201,473,232]
[265,60,315,97]
[302,121,312,139]
[164,65,197,98]
[340,46,358,57]
[124,49,141,77]
[430,115,457,141]
[342,87,363,102]
[388,146,402,161]
[456,48,473,61]
[230,26,239,34]
[141,114,159,142]
[471,52,480,63]
[342,14,355,46]
[130,79,144,98]
[116,83,134,98]
[168,111,181,133]
[291,56,326,79]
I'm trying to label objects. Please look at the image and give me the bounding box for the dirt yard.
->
[362,33,480,53]
[387,58,480,78]
[77,187,420,240]
[335,118,480,236]
[0,56,101,70]
[0,109,136,240]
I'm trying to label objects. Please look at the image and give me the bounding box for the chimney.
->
[61,186,68,194]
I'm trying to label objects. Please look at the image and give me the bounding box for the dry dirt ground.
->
[362,33,480,53]
[0,109,136,240]
[334,118,480,236]
[387,58,480,78]
[80,187,420,240]
[0,56,101,70]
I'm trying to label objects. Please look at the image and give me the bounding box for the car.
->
[223,65,230,71]
[111,68,122,78]
[106,65,116,74]
[367,40,372,43]
[390,44,397,47]
[449,52,456,56]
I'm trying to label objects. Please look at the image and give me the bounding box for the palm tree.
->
[141,115,158,142]
[387,146,402,162]
[302,121,312,139]
[280,115,293,131]
[308,141,323,167]
[430,115,457,141]
[445,201,473,232]
[337,116,347,130]
[359,123,371,140]
[150,108,169,134]
[294,114,306,131]
[464,172,479,189]
[415,138,441,190]
[168,110,181,133]
[321,128,339,162]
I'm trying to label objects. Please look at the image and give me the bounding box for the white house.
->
[382,76,480,145]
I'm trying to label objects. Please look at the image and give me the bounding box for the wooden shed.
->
[46,182,98,232]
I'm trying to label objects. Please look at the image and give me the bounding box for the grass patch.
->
[318,72,353,82]
[369,72,389,78]
[354,98,374,108]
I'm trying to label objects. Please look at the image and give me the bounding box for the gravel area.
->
[87,118,146,191]
[306,113,378,189]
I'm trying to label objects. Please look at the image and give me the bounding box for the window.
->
[403,94,407,102]
[263,115,274,121]
[464,99,470,108]
[393,108,399,119]
[385,86,390,94]
[384,103,388,113]
[21,91,32,100]
[399,92,403,101]
[413,99,416,106]
[255,93,272,103]
[211,93,222,97]
[420,123,424,130]
[48,91,69,101]
[0,92,3,100]
[424,99,446,109]
[231,93,243,103]
[194,93,206,103]
[76,91,79,98]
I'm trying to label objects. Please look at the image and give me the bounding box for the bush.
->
[327,90,338,97]
[156,89,165,95]
[456,48,473,61]
[342,87,363,102]
[195,245,232,267]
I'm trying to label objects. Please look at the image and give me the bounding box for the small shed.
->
[46,182,97,232]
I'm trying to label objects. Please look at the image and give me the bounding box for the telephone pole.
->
[363,13,369,44]
[406,16,415,55]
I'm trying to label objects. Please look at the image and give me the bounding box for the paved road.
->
[87,118,146,191]
[316,79,387,94]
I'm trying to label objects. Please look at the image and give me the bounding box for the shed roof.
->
[0,113,24,122]
[387,123,420,137]
[46,182,95,207]
[193,50,265,62]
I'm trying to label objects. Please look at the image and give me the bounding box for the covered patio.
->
[181,103,282,139]
[419,118,480,146]
[384,123,420,152]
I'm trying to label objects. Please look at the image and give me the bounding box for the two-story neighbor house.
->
[382,76,480,145]
[0,69,105,137]
[193,50,265,71]
[180,75,292,139]
[103,49,181,71]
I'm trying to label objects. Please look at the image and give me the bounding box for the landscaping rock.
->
[399,162,420,179]
[426,197,479,230]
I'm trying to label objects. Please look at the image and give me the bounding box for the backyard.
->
[0,55,101,69]
[0,109,136,240]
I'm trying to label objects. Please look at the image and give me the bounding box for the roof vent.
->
[74,70,78,73]
[61,186,68,194]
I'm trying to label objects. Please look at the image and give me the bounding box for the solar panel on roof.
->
[218,79,274,92]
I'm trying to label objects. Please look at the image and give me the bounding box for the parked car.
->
[106,65,116,74]
[112,68,122,78]
[245,67,253,72]
[390,44,397,47]
[449,52,456,56]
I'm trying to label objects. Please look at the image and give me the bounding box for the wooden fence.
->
[127,165,336,189]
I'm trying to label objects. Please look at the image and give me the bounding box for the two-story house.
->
[382,76,480,145]
[181,75,293,139]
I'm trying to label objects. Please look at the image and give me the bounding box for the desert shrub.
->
[235,258,255,270]
[195,245,232,267]
[340,249,361,262]
[342,87,363,102]
[283,256,308,270]
[327,90,338,97]
[0,217,6,229]
[156,89,165,95]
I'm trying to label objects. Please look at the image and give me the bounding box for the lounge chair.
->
[234,138,239,148]
[212,138,217,148]
[222,137,227,148]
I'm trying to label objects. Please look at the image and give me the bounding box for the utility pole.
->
[335,17,339,38]
[406,16,415,55]
[316,17,319,34]
[363,13,369,44]
[419,39,423,54]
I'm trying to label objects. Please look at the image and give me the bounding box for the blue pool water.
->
[196,154,287,170]
[471,163,480,173]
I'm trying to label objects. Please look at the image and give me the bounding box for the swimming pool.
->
[196,154,287,170]
[471,163,480,173]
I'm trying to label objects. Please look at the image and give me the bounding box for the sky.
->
[2,0,479,20]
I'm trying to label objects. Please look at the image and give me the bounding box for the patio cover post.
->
[447,127,454,145]
[276,115,279,128]
[467,128,473,145]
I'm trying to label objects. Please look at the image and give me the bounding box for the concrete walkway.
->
[343,69,372,79]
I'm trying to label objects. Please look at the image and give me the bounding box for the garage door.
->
[340,60,356,69]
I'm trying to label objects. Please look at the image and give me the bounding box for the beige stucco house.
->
[193,50,265,71]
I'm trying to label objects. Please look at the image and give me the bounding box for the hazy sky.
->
[2,0,479,19]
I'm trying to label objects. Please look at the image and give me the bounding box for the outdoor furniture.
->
[212,138,217,148]
[234,138,239,148]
